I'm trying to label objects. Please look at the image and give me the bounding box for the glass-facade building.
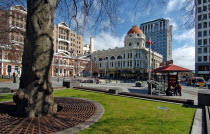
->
[140,18,173,62]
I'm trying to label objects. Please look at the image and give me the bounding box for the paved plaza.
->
[1,77,209,106]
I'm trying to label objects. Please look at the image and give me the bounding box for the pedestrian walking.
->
[177,82,182,96]
[174,84,179,96]
[192,78,196,88]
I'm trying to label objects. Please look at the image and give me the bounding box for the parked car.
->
[186,77,206,87]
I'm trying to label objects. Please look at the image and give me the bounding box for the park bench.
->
[63,80,80,88]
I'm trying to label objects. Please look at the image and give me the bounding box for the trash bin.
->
[198,90,210,106]
[147,83,152,95]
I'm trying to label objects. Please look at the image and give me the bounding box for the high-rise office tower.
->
[140,18,173,62]
[195,0,210,80]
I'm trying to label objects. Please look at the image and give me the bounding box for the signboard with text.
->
[168,75,177,87]
[160,60,173,66]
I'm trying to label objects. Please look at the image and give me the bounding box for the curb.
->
[191,108,204,134]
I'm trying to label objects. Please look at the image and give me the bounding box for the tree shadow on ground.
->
[0,102,16,116]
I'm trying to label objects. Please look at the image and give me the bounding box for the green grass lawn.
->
[0,89,195,134]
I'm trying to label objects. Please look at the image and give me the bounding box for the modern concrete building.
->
[195,0,210,80]
[91,25,162,79]
[0,6,87,77]
[140,18,173,62]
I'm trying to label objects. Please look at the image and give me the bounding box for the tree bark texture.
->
[13,0,58,117]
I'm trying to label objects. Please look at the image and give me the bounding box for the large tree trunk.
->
[13,0,58,117]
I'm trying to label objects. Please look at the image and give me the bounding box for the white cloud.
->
[172,45,195,70]
[166,17,178,31]
[166,0,185,13]
[167,0,177,12]
[174,28,195,42]
[84,32,125,50]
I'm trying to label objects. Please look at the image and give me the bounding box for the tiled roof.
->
[152,65,191,72]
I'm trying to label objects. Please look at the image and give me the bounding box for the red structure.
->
[152,64,191,72]
[152,64,191,88]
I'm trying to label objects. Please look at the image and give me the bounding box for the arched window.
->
[117,55,122,59]
[110,56,115,60]
[129,43,132,46]
[99,58,103,61]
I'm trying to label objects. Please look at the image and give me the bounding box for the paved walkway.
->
[1,79,208,105]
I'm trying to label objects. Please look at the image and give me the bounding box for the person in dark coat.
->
[166,86,173,96]
[192,78,196,88]
[174,84,179,96]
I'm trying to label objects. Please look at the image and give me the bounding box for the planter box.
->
[135,83,142,87]
[198,90,210,106]
[63,80,80,88]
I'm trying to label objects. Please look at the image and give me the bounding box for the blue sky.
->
[13,0,195,70]
[82,0,195,70]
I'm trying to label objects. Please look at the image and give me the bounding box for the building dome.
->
[127,25,143,35]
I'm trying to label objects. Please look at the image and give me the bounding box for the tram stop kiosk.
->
[152,62,192,91]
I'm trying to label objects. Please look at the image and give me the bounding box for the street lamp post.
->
[90,56,92,78]
[69,48,74,77]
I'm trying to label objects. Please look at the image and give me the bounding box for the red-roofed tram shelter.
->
[152,64,192,90]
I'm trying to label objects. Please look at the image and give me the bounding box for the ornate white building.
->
[91,25,163,79]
